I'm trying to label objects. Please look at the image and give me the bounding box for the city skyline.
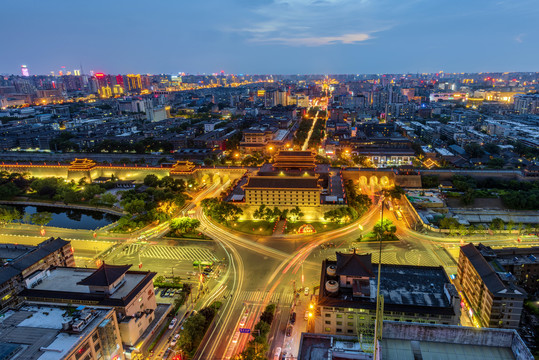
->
[1,0,538,75]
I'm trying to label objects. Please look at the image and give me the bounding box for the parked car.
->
[290,312,296,324]
[170,333,180,347]
[304,311,310,320]
[168,318,177,330]
[160,289,167,297]
[286,325,293,337]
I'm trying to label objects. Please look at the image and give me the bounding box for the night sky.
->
[1,0,538,75]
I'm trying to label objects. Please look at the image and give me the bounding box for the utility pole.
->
[373,198,385,359]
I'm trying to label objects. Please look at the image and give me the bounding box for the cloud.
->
[515,33,525,43]
[255,32,372,46]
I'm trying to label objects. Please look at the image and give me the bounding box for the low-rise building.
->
[242,175,322,207]
[0,303,124,360]
[457,243,526,329]
[21,263,158,347]
[0,237,75,311]
[298,321,533,360]
[313,252,460,337]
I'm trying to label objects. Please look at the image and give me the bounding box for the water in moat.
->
[11,205,120,230]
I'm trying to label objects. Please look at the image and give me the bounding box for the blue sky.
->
[1,0,538,75]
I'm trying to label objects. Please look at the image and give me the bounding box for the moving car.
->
[304,287,309,296]
[304,311,310,320]
[273,347,282,360]
[239,314,248,327]
[232,332,240,343]
[168,318,177,330]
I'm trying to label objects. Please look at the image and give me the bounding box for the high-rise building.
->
[20,65,29,77]
[127,74,142,92]
[457,243,526,329]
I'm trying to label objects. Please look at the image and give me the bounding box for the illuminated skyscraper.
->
[127,74,142,92]
[21,65,29,77]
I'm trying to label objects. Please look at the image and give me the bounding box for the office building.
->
[457,243,526,329]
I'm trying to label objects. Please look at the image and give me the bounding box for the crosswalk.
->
[220,289,295,305]
[122,244,216,261]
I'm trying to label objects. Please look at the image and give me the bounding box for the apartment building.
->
[0,237,75,310]
[457,243,526,329]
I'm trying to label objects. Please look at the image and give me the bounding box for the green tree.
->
[144,174,160,187]
[373,219,397,240]
[178,313,207,353]
[253,205,267,221]
[123,199,146,215]
[464,143,485,158]
[100,193,117,206]
[491,218,505,232]
[288,206,304,222]
[460,189,475,206]
[386,185,405,200]
[170,217,201,235]
[0,207,21,226]
[440,217,460,229]
[30,212,53,227]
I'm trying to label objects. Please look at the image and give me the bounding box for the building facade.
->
[21,263,157,347]
[0,237,75,311]
[313,252,460,337]
[242,176,322,207]
[457,243,526,329]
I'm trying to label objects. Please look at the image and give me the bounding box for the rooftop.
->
[243,175,321,190]
[298,322,533,360]
[77,263,131,287]
[23,266,155,307]
[0,304,114,360]
[460,244,526,297]
[0,238,70,286]
[319,255,455,314]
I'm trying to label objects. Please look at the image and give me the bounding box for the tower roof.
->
[336,251,374,277]
[77,263,131,287]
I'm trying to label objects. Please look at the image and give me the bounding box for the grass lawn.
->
[230,220,275,236]
[285,221,344,234]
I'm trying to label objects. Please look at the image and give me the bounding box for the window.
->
[347,315,354,319]
[336,314,343,318]
[336,328,342,333]
[325,314,331,318]
[347,329,354,334]
[337,321,342,325]
[347,322,353,326]
[325,321,331,325]
[324,327,331,332]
